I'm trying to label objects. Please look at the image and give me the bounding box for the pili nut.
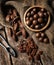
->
[41,8,45,12]
[26,20,30,25]
[33,8,36,12]
[9,28,13,36]
[26,46,31,54]
[35,54,40,60]
[21,28,26,38]
[40,32,45,38]
[38,51,43,55]
[34,44,38,49]
[16,31,22,36]
[36,33,41,38]
[27,12,30,17]
[43,38,49,43]
[38,37,43,42]
[30,17,33,21]
[38,11,44,17]
[31,11,34,15]
[13,23,18,31]
[33,20,37,25]
[26,17,29,21]
[30,44,34,49]
[31,49,36,56]
[33,14,38,19]
[38,18,43,23]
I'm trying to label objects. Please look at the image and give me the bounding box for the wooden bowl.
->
[24,6,50,32]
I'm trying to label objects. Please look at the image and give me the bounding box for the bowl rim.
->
[24,6,50,32]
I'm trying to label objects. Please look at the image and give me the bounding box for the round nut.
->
[33,8,36,12]
[33,20,37,25]
[43,38,49,43]
[36,33,40,38]
[40,32,45,38]
[35,25,39,29]
[31,11,34,15]
[39,37,43,42]
[33,14,38,19]
[30,17,33,21]
[30,25,34,28]
[26,20,30,26]
[38,11,43,17]
[38,18,43,23]
[41,8,45,12]
[26,17,29,21]
[27,12,30,17]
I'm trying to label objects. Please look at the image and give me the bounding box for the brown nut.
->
[30,17,33,21]
[27,12,30,17]
[33,8,36,12]
[31,49,37,56]
[35,25,40,29]
[40,32,45,38]
[31,11,34,15]
[26,20,30,26]
[36,33,41,38]
[8,28,13,36]
[38,18,43,23]
[41,8,45,12]
[38,11,43,17]
[30,25,34,28]
[38,51,43,55]
[35,54,40,60]
[43,38,49,43]
[21,28,26,38]
[33,14,38,19]
[33,20,37,25]
[26,17,29,21]
[39,37,43,42]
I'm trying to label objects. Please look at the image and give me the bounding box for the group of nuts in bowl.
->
[24,6,50,32]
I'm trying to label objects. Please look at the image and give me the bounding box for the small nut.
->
[33,20,37,25]
[30,17,33,21]
[38,11,43,17]
[33,8,36,12]
[43,38,49,43]
[27,12,30,17]
[39,37,43,42]
[38,18,43,23]
[33,14,38,19]
[35,25,39,29]
[40,32,45,38]
[26,20,30,26]
[36,33,41,38]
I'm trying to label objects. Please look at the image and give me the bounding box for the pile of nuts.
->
[25,7,49,30]
[36,32,49,43]
[5,8,27,41]
[18,38,43,61]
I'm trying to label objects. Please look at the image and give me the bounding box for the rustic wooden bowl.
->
[24,6,50,32]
